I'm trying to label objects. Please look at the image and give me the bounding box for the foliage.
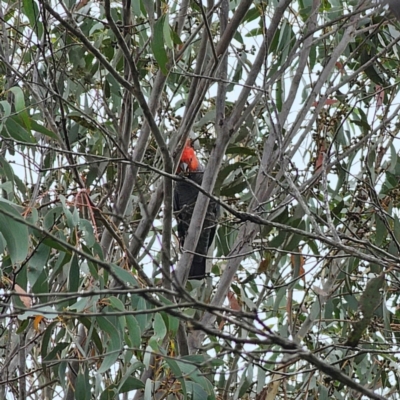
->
[1,0,400,399]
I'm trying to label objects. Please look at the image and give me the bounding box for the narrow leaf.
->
[152,16,169,74]
[3,117,35,143]
[0,199,29,263]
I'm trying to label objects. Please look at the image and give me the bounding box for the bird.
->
[174,140,219,279]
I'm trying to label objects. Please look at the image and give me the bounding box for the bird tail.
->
[189,255,206,279]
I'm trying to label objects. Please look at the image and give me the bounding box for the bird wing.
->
[174,167,219,279]
[174,177,200,243]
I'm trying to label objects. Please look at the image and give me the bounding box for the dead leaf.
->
[258,252,272,274]
[312,285,329,296]
[290,251,305,283]
[256,387,268,400]
[335,61,345,74]
[312,98,338,107]
[33,315,45,332]
[14,284,32,308]
[75,0,89,10]
[314,141,327,173]
[227,290,241,311]
[375,85,384,108]
[219,290,241,330]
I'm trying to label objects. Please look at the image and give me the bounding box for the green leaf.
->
[149,312,167,348]
[75,368,91,400]
[80,317,103,354]
[318,384,329,400]
[243,7,260,23]
[30,119,59,140]
[9,87,25,114]
[132,0,142,17]
[97,316,122,373]
[22,0,43,38]
[165,358,187,396]
[0,155,15,190]
[157,295,179,333]
[89,21,105,35]
[126,315,141,348]
[44,206,63,230]
[41,322,58,364]
[110,264,138,287]
[177,356,214,392]
[375,215,387,246]
[0,233,6,255]
[186,382,208,399]
[245,27,263,37]
[20,306,58,320]
[152,15,169,74]
[276,78,283,112]
[2,116,35,143]
[109,296,125,311]
[168,314,179,334]
[68,255,80,293]
[9,87,31,129]
[58,361,68,389]
[28,243,50,287]
[298,0,313,20]
[0,181,14,195]
[394,215,400,244]
[163,15,173,49]
[120,376,145,392]
[225,146,256,156]
[170,28,182,45]
[359,274,385,316]
[309,43,317,70]
[143,345,153,369]
[0,100,11,117]
[80,219,96,247]
[43,342,69,363]
[345,274,385,347]
[135,296,149,332]
[0,199,29,263]
[238,373,251,398]
[99,385,118,400]
[42,238,69,253]
[59,195,79,228]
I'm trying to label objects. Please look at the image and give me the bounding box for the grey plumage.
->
[174,166,219,280]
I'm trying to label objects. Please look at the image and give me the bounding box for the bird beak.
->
[179,162,188,173]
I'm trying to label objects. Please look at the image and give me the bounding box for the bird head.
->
[178,140,199,173]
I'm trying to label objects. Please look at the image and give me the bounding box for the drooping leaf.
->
[152,15,169,74]
[22,0,43,38]
[0,199,29,263]
[2,116,35,143]
[345,274,385,347]
[97,316,122,373]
